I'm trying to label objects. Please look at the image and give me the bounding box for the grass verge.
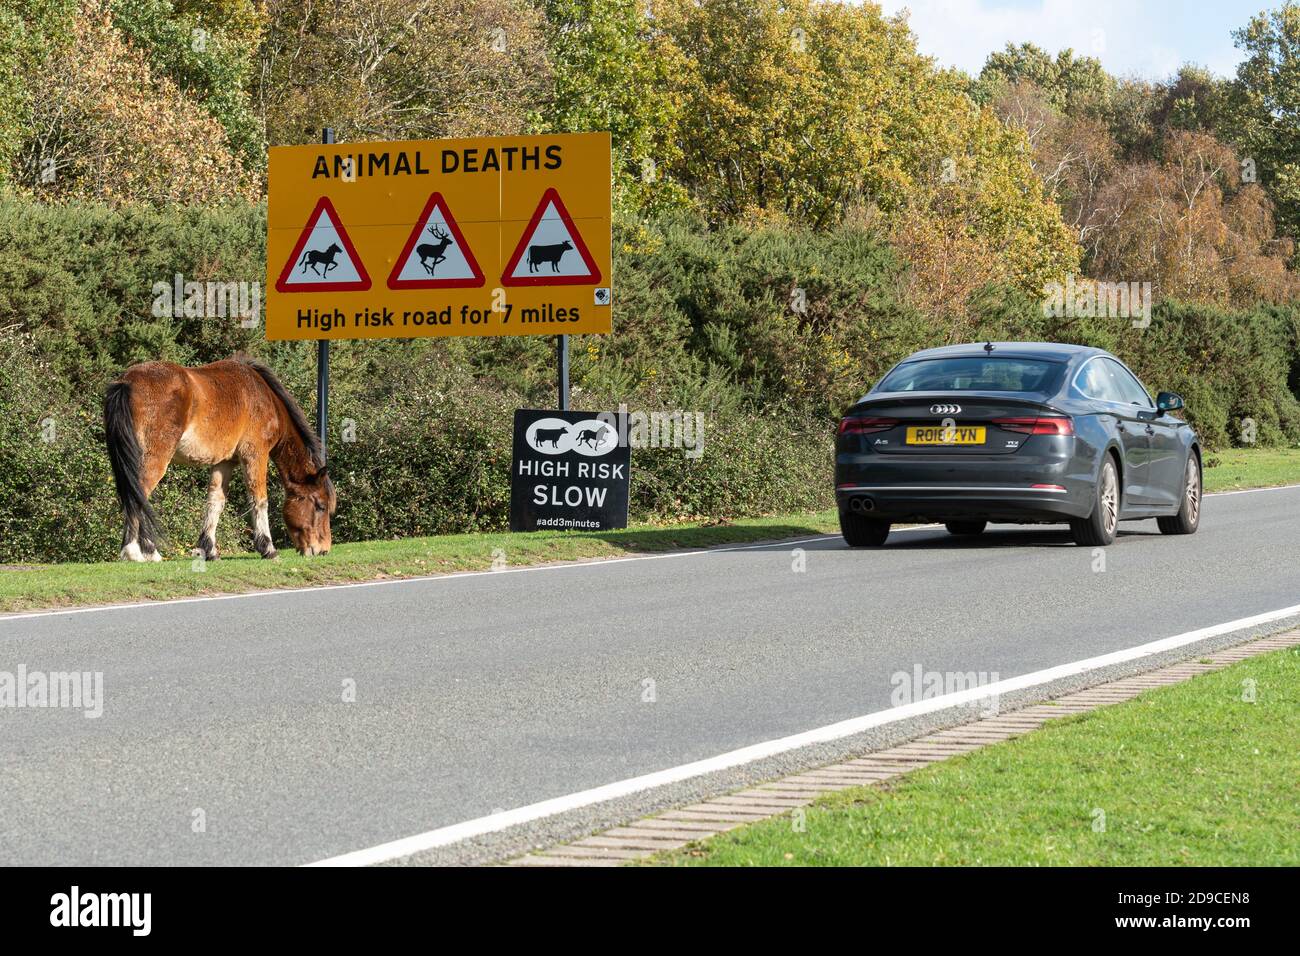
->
[0,511,838,613]
[1202,446,1300,492]
[1,446,1294,614]
[663,644,1300,866]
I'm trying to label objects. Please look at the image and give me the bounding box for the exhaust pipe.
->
[849,496,875,513]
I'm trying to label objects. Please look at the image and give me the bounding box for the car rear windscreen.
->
[877,357,1064,393]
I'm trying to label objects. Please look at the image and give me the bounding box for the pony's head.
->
[283,466,336,557]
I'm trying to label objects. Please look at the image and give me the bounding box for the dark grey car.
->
[834,342,1202,547]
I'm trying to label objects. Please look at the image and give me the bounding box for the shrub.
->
[0,196,1295,563]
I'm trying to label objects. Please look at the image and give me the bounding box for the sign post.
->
[316,127,334,459]
[557,335,570,411]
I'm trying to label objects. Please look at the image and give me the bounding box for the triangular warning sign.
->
[501,188,602,287]
[275,197,371,293]
[387,193,485,290]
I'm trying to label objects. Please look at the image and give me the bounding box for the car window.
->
[1105,359,1154,407]
[876,358,1064,393]
[1075,360,1125,402]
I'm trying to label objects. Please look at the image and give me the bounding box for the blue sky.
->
[875,1,1268,80]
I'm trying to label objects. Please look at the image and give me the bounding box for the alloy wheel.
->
[1186,457,1201,524]
[1101,463,1118,537]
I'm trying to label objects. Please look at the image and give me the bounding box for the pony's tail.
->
[104,381,164,553]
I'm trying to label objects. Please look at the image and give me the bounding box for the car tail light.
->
[992,416,1073,436]
[838,416,899,436]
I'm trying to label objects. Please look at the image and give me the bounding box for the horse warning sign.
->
[275,197,371,292]
[510,408,630,532]
[265,132,611,340]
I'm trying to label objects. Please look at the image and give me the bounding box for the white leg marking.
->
[253,500,277,557]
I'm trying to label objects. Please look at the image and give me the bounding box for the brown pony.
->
[103,357,336,561]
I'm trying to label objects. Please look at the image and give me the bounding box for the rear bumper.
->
[834,437,1095,522]
[834,484,1086,522]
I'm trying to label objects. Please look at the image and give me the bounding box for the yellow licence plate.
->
[906,426,986,446]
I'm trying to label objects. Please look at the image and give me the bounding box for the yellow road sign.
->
[265,133,612,340]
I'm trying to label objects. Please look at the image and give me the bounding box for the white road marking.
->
[0,533,844,622]
[2,478,1296,622]
[306,601,1300,867]
[1204,482,1300,497]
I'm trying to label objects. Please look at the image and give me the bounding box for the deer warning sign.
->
[265,132,611,340]
[501,188,601,287]
[275,197,371,292]
[388,192,484,289]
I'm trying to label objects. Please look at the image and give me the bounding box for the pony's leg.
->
[120,447,171,562]
[242,452,278,559]
[195,462,233,561]
[134,453,172,562]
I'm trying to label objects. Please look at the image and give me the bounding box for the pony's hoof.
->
[120,543,150,562]
[147,550,163,563]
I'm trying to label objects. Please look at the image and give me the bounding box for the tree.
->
[1088,131,1297,306]
[255,0,551,146]
[0,0,77,192]
[1225,2,1300,248]
[989,80,1116,265]
[976,43,1113,116]
[537,0,683,213]
[649,0,1078,315]
[109,0,267,171]
[9,0,260,204]
[1105,77,1163,162]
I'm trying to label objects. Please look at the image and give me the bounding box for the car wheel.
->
[840,511,891,547]
[1070,455,1119,547]
[945,520,987,536]
[1157,453,1201,535]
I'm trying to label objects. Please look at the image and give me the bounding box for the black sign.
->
[509,409,630,532]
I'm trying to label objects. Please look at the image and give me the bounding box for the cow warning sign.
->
[510,408,630,532]
[275,197,371,292]
[265,132,611,340]
[388,192,485,289]
[501,188,601,287]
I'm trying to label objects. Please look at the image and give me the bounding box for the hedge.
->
[0,197,1296,562]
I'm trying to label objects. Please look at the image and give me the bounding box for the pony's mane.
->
[237,357,324,469]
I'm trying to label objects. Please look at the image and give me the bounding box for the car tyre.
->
[840,511,891,547]
[1157,453,1201,535]
[1070,456,1119,547]
[945,520,987,536]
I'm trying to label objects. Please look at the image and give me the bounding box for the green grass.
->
[1202,446,1300,492]
[0,511,838,613]
[664,644,1300,866]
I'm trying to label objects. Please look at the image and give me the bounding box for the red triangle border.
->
[500,187,603,287]
[275,196,371,293]
[387,192,486,290]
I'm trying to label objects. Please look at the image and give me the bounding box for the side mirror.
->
[1157,391,1184,413]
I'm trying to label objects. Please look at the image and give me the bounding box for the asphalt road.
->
[2,486,1298,866]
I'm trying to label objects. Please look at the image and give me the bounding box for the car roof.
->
[899,342,1107,364]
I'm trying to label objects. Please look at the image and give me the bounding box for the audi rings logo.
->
[930,404,962,415]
